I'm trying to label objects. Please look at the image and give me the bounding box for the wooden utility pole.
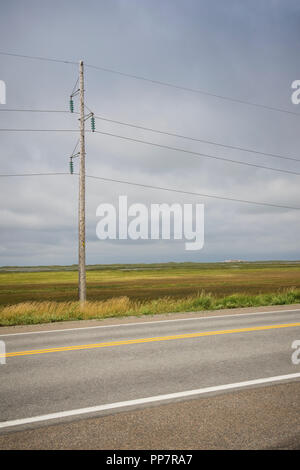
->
[78,60,86,303]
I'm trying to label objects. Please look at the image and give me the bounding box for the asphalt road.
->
[0,306,299,449]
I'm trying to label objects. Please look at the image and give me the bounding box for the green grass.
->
[1,261,300,326]
[1,261,300,306]
[0,288,300,326]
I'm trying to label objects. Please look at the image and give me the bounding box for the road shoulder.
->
[1,303,300,335]
[0,382,299,449]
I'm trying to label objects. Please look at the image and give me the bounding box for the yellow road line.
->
[2,322,300,358]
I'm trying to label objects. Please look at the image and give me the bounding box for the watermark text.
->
[96,196,204,251]
[291,340,300,365]
[0,80,6,104]
[0,340,6,365]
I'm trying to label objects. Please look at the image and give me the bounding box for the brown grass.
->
[1,288,300,326]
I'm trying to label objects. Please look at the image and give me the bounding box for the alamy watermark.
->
[291,340,300,365]
[291,80,300,105]
[0,340,6,365]
[0,80,6,104]
[96,196,204,251]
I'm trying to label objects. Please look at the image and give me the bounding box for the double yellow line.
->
[2,321,300,358]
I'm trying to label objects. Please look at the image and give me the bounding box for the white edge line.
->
[1,308,300,338]
[1,372,299,430]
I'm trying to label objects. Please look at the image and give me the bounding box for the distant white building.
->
[224,259,244,263]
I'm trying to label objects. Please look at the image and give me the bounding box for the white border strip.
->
[1,308,299,337]
[1,372,299,430]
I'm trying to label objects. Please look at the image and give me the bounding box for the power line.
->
[0,51,76,65]
[0,171,298,210]
[0,108,69,113]
[0,172,68,177]
[85,64,299,117]
[0,128,78,132]
[93,130,300,177]
[1,106,300,164]
[84,174,300,211]
[0,50,298,117]
[93,114,300,163]
[1,126,300,176]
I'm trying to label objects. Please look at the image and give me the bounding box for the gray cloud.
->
[0,0,300,265]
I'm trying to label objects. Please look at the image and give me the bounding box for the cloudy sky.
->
[0,0,300,265]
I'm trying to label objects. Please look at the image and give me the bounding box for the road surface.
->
[0,306,299,449]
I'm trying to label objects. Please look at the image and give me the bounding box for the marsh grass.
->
[1,288,300,326]
[1,263,300,307]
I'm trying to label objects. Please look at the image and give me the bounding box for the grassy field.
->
[1,261,300,325]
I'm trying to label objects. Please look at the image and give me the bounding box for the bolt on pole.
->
[78,60,86,303]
